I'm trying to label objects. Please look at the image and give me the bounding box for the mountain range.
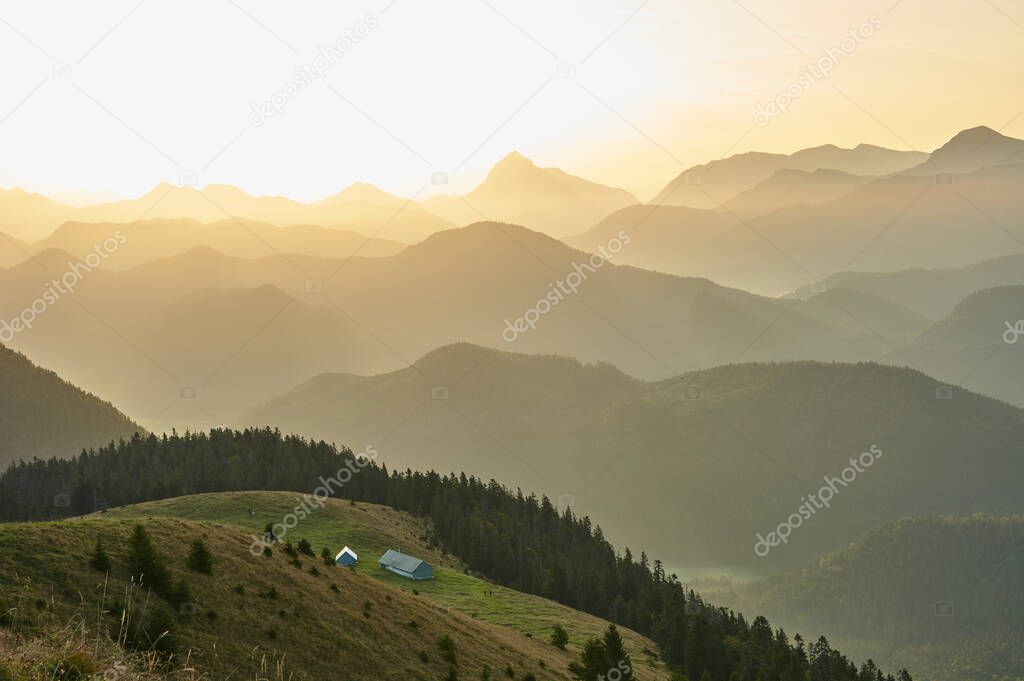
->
[571,127,1024,294]
[0,151,638,245]
[0,222,906,430]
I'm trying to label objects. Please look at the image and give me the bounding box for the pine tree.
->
[171,577,192,611]
[89,538,111,572]
[128,524,171,596]
[186,538,214,575]
[602,625,635,681]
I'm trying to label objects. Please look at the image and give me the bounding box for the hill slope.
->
[241,346,1024,573]
[0,344,140,468]
[101,492,669,664]
[722,168,871,217]
[0,508,668,680]
[902,286,1024,407]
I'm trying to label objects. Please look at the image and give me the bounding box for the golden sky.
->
[1,0,1023,202]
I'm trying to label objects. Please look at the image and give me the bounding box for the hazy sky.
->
[1,0,1023,202]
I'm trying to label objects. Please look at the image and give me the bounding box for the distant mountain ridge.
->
[24,217,405,268]
[0,181,452,242]
[789,254,1024,320]
[652,142,926,209]
[722,168,872,216]
[0,222,899,429]
[0,151,637,243]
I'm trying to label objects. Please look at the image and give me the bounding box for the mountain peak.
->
[935,125,1003,151]
[927,125,1024,172]
[327,181,400,205]
[490,151,537,174]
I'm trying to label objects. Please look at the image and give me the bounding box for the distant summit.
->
[318,182,407,207]
[918,125,1024,173]
[421,152,638,237]
[487,150,536,175]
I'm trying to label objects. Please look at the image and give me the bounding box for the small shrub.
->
[504,664,514,678]
[232,584,246,596]
[126,602,178,657]
[550,623,569,650]
[445,668,459,681]
[289,558,302,569]
[266,628,277,639]
[309,565,320,577]
[418,651,429,663]
[407,619,419,629]
[480,666,491,681]
[329,583,340,593]
[297,539,314,556]
[205,610,218,620]
[258,586,278,600]
[283,542,298,558]
[522,674,537,681]
[321,547,334,565]
[437,634,457,665]
[44,653,98,680]
[262,546,272,558]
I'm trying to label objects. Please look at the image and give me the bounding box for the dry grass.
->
[0,507,671,681]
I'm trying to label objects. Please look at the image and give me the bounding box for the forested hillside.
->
[0,344,140,467]
[0,428,911,681]
[242,346,1024,572]
[719,515,1024,681]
